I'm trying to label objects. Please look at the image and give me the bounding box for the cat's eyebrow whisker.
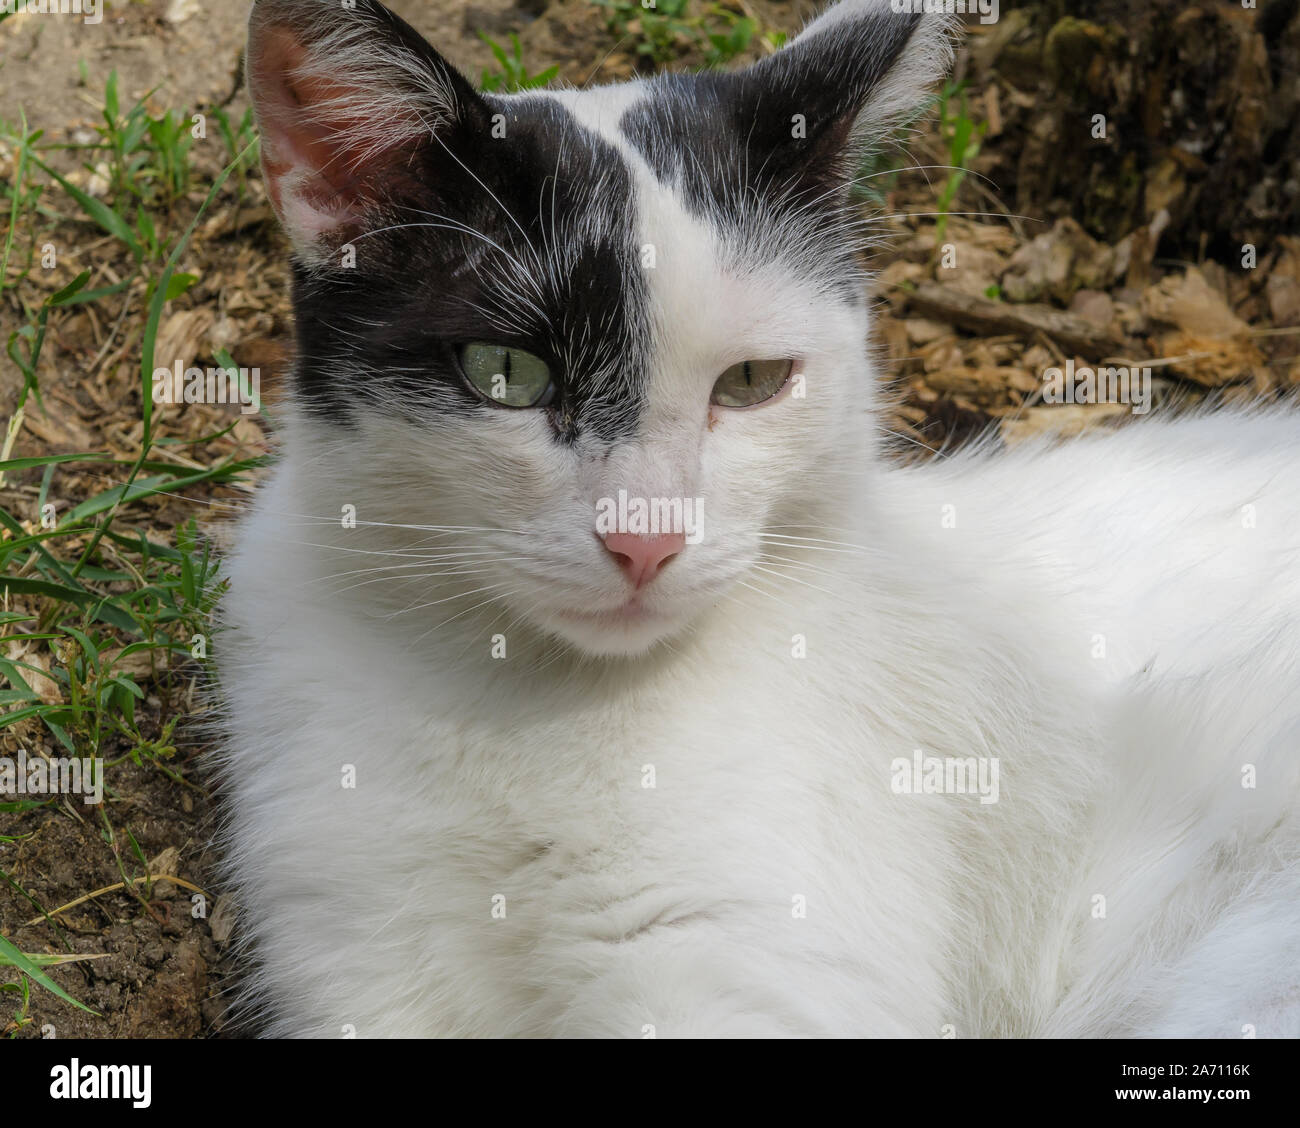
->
[888,160,1004,195]
[428,131,537,255]
[450,295,531,337]
[539,132,568,299]
[455,242,546,332]
[379,202,548,287]
[390,206,507,249]
[353,220,548,320]
[579,32,630,88]
[816,164,1005,206]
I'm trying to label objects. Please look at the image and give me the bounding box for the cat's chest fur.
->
[217,485,953,1036]
[215,452,1095,1037]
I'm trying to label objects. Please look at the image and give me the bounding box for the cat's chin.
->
[537,602,690,658]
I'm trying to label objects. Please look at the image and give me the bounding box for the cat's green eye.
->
[710,359,793,408]
[459,342,554,408]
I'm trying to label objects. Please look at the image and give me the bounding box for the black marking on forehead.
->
[618,72,864,297]
[618,11,922,284]
[291,94,649,444]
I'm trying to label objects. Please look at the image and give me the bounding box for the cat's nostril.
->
[601,531,686,589]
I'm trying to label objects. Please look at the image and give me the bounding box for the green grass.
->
[591,0,783,69]
[478,32,560,93]
[0,933,106,1029]
[933,79,988,246]
[849,77,987,240]
[0,72,261,1031]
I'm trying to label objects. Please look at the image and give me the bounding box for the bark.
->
[963,0,1299,260]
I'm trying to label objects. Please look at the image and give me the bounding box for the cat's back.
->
[886,407,1300,680]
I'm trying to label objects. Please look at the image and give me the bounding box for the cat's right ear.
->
[246,0,487,262]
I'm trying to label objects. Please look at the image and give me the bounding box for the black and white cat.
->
[216,0,1300,1036]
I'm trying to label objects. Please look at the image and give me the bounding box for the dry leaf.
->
[209,895,237,946]
[1140,267,1249,339]
[1001,403,1129,445]
[149,846,182,898]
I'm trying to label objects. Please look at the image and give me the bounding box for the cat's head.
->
[246,0,953,657]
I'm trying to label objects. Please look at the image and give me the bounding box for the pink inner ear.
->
[249,28,397,244]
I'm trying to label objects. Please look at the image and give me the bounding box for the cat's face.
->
[247,0,952,656]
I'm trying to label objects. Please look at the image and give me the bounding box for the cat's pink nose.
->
[602,531,685,589]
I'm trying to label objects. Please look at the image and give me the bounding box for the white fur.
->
[215,398,1300,1037]
[215,1,1300,1037]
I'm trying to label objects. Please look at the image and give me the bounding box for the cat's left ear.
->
[735,0,957,184]
[246,0,490,262]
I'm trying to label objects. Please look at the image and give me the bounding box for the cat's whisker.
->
[861,162,1000,191]
[322,562,527,597]
[865,209,1045,227]
[309,551,516,582]
[264,539,515,561]
[753,553,844,581]
[353,520,531,536]
[43,470,551,553]
[750,564,837,598]
[760,522,865,534]
[271,520,531,540]
[451,595,535,667]
[874,424,951,458]
[384,580,519,621]
[756,536,865,553]
[407,585,528,646]
[731,576,805,615]
[758,532,871,553]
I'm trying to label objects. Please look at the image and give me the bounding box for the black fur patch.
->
[619,10,922,278]
[285,15,649,443]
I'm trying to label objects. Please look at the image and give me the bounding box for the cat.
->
[214,0,1300,1037]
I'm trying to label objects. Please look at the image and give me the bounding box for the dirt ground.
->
[1,0,1296,1038]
